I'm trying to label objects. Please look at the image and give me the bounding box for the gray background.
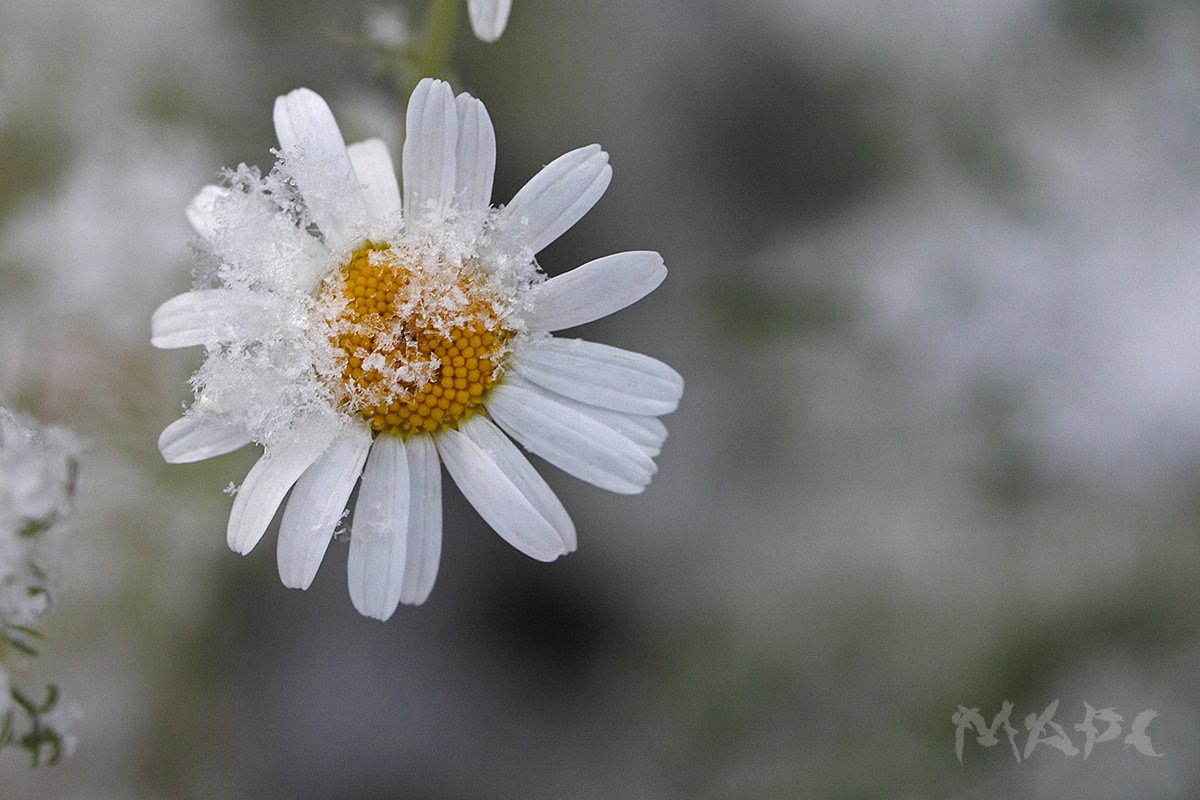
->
[1,0,1197,797]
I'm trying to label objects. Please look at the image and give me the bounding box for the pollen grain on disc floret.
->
[319,239,515,438]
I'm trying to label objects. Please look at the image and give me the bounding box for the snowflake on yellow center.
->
[322,243,510,438]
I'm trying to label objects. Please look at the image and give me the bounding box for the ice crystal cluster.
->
[174,151,540,452]
[0,407,79,765]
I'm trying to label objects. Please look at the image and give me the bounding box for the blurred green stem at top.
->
[402,0,462,92]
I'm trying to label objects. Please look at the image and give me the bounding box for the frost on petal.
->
[273,88,368,250]
[196,163,332,294]
[176,165,351,447]
[186,184,228,240]
[150,289,271,349]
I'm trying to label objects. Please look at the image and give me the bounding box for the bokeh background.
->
[2,0,1199,797]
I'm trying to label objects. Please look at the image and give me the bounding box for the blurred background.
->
[2,0,1199,797]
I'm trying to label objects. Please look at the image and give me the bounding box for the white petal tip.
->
[229,539,257,557]
[276,86,319,107]
[352,600,398,622]
[277,563,317,590]
[158,416,252,464]
[468,0,511,41]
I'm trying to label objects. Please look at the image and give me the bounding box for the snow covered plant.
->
[467,0,511,42]
[0,407,79,765]
[152,79,682,621]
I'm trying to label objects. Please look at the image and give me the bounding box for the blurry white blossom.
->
[0,408,77,625]
[1,128,214,343]
[0,406,80,765]
[364,4,411,49]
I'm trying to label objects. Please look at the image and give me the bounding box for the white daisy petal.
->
[487,381,656,494]
[273,87,364,246]
[526,251,667,332]
[402,79,458,219]
[437,417,574,560]
[348,435,410,621]
[399,434,442,605]
[227,431,335,555]
[186,184,228,240]
[501,144,612,255]
[467,0,512,42]
[514,337,684,415]
[501,376,668,457]
[590,410,668,457]
[158,416,252,464]
[453,93,496,216]
[461,414,576,550]
[347,138,402,221]
[151,289,262,349]
[276,426,371,590]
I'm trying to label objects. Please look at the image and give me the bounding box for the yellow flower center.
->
[323,243,510,437]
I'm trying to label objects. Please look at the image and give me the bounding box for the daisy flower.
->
[467,0,511,42]
[152,79,682,620]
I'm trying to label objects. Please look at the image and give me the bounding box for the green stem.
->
[399,0,462,93]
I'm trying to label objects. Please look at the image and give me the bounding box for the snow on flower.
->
[0,408,78,630]
[0,406,79,762]
[467,0,511,42]
[152,79,682,620]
